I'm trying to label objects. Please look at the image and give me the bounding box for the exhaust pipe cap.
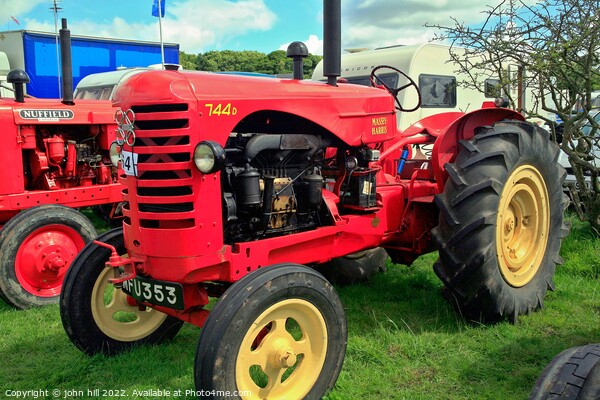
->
[7,69,30,103]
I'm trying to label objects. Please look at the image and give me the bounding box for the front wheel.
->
[0,205,97,309]
[60,228,183,356]
[195,264,347,399]
[433,120,569,322]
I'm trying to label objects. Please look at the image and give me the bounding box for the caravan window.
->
[344,73,398,88]
[484,79,501,98]
[419,74,456,108]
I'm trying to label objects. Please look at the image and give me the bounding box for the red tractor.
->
[0,20,121,309]
[60,2,569,398]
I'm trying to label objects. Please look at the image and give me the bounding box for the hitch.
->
[93,240,137,286]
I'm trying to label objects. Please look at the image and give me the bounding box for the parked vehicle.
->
[60,2,568,398]
[557,108,599,192]
[591,91,600,109]
[0,20,122,309]
[74,64,182,101]
[312,43,551,130]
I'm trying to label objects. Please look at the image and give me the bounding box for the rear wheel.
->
[195,264,347,399]
[0,205,97,309]
[433,120,569,322]
[60,228,183,356]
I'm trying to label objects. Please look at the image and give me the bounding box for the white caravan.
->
[312,44,540,130]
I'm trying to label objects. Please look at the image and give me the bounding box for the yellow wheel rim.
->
[496,165,550,287]
[235,299,328,399]
[91,267,168,341]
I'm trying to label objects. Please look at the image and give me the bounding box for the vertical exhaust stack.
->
[323,0,341,86]
[59,18,74,105]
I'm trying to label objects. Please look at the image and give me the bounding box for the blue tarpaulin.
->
[23,32,179,98]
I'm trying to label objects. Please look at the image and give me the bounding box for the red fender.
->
[430,108,525,192]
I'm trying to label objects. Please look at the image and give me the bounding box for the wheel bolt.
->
[275,346,297,368]
[280,350,297,368]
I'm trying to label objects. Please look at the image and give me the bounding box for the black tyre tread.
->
[0,285,10,304]
[60,228,183,356]
[530,344,600,399]
[0,229,7,304]
[433,120,569,323]
[315,247,388,286]
[579,354,600,399]
[0,205,97,309]
[195,264,347,399]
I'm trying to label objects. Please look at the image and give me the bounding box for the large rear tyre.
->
[60,228,183,356]
[530,344,600,399]
[0,205,97,309]
[433,120,569,322]
[195,264,347,399]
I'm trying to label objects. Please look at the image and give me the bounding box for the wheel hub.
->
[496,165,550,287]
[41,246,67,272]
[15,225,84,296]
[274,346,297,368]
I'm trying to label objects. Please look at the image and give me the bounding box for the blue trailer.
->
[0,29,179,98]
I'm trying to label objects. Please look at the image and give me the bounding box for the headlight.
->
[109,141,121,167]
[194,141,225,173]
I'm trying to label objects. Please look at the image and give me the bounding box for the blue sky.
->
[0,0,511,55]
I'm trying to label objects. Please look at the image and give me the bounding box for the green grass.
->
[1,214,599,399]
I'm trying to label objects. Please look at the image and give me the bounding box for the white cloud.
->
[23,0,277,54]
[0,0,47,27]
[339,0,526,49]
[11,0,542,57]
[279,0,512,56]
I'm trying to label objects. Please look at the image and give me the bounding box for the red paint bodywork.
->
[0,97,123,226]
[111,70,524,326]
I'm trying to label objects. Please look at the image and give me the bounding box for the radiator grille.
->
[126,103,195,229]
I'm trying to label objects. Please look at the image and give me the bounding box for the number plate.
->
[121,275,184,310]
[121,150,138,176]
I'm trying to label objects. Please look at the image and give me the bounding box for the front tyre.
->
[0,205,97,309]
[433,120,569,322]
[195,264,347,399]
[60,228,183,356]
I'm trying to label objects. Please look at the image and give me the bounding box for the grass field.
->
[0,214,599,399]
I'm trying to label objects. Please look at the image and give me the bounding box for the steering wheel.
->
[370,65,422,112]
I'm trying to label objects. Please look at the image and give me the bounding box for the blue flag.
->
[152,0,166,17]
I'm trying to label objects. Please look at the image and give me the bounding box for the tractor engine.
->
[26,126,115,190]
[221,133,333,243]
